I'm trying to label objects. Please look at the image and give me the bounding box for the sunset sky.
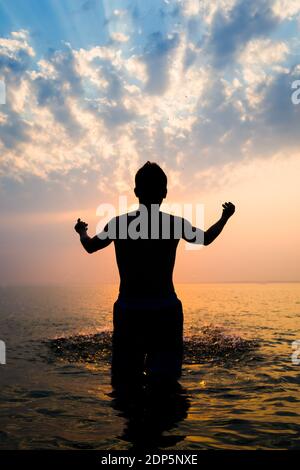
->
[0,0,300,285]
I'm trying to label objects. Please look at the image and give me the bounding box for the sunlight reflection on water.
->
[0,283,300,450]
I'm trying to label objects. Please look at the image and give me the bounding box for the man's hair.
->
[135,162,167,201]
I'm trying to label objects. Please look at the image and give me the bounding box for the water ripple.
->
[47,325,259,365]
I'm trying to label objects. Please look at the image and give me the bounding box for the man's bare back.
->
[74,162,235,383]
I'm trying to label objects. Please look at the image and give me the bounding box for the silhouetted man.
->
[75,162,235,385]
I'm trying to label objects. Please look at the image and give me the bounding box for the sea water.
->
[0,283,299,450]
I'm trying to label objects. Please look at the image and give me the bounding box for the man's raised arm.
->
[204,202,235,245]
[74,218,112,253]
[182,202,235,245]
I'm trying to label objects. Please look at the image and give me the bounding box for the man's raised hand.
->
[222,202,235,220]
[74,218,88,235]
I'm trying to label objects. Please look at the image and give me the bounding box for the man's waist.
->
[115,292,180,310]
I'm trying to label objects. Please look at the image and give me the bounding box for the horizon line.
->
[1,280,300,288]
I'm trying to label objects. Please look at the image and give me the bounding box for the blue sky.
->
[0,0,109,54]
[0,0,300,283]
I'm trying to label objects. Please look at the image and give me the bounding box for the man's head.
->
[134,161,167,206]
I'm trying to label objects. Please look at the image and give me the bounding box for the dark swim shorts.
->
[111,294,183,385]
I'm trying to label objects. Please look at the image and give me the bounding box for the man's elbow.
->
[86,245,98,254]
[203,232,211,246]
[83,243,96,254]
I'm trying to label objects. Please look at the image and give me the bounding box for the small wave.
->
[47,326,258,365]
[184,326,258,363]
[48,331,112,364]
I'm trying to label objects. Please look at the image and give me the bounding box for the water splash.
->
[47,325,258,365]
[184,325,258,363]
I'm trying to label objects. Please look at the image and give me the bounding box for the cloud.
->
[0,30,34,148]
[0,1,300,200]
[31,46,84,138]
[272,0,300,19]
[144,31,180,95]
[0,30,34,81]
[0,108,30,149]
[254,67,300,153]
[94,100,136,128]
[208,0,279,68]
[110,32,129,43]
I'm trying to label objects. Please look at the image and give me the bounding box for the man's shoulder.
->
[160,212,187,224]
[112,212,189,224]
[113,211,137,223]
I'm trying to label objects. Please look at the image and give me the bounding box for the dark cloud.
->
[187,17,202,43]
[31,46,84,138]
[84,57,135,128]
[81,0,96,12]
[183,46,197,70]
[98,60,124,101]
[0,34,33,148]
[53,46,83,97]
[0,107,30,149]
[0,44,33,85]
[33,75,83,138]
[144,31,179,95]
[97,102,135,128]
[208,0,279,68]
[173,78,251,174]
[254,68,300,154]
